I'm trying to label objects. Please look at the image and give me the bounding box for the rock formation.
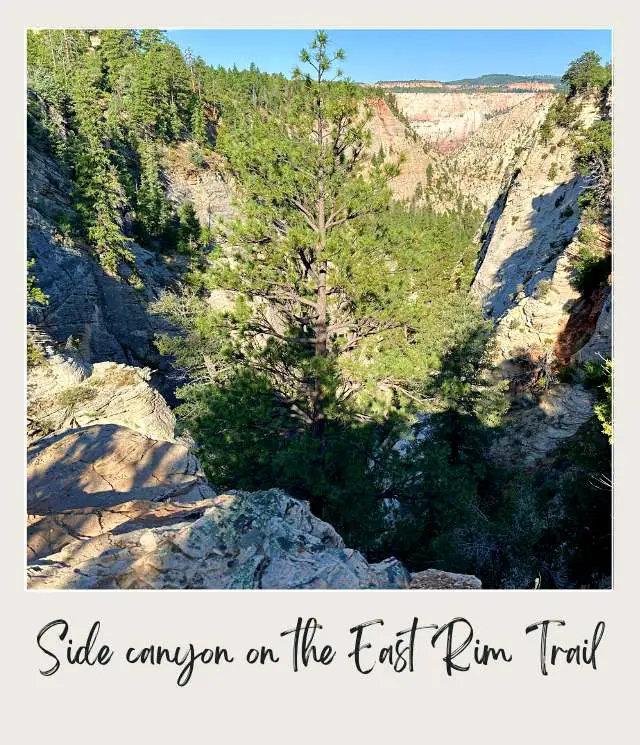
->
[393,90,545,153]
[26,350,482,590]
[469,95,611,460]
[365,97,439,203]
[27,146,182,369]
[27,139,234,374]
[163,142,236,226]
[27,424,472,589]
[28,341,176,444]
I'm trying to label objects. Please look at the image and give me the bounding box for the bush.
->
[593,359,612,443]
[539,119,553,145]
[176,201,201,254]
[547,163,558,180]
[27,340,45,368]
[534,278,552,299]
[533,279,551,300]
[189,143,206,169]
[56,385,98,409]
[27,258,48,306]
[571,244,611,296]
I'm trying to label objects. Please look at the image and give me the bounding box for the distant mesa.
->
[370,74,560,92]
[374,80,444,89]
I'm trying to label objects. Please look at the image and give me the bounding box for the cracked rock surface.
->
[27,424,444,590]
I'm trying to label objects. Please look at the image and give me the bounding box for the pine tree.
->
[191,102,208,146]
[155,33,487,512]
[135,140,169,243]
[68,49,135,275]
[98,29,137,91]
[176,201,201,253]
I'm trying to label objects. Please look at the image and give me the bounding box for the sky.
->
[165,29,612,83]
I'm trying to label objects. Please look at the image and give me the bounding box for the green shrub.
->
[571,246,611,296]
[189,143,206,169]
[534,279,552,299]
[27,258,48,306]
[539,119,553,145]
[27,340,45,368]
[547,163,558,180]
[56,385,98,408]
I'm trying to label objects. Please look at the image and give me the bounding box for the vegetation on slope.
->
[26,29,292,276]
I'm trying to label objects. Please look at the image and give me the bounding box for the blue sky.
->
[165,29,612,83]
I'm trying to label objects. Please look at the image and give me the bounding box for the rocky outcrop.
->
[365,98,446,205]
[571,290,612,365]
[471,131,583,320]
[163,142,236,226]
[28,424,474,589]
[27,344,175,444]
[27,146,185,371]
[492,384,595,463]
[449,93,553,210]
[470,96,610,461]
[28,424,208,514]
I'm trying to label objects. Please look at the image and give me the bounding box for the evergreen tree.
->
[561,51,610,96]
[68,48,135,275]
[135,140,170,243]
[176,201,201,253]
[98,29,137,91]
[155,33,489,517]
[191,102,208,146]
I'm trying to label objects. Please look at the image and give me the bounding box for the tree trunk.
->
[311,195,327,440]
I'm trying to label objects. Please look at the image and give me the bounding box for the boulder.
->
[410,569,482,589]
[27,425,208,515]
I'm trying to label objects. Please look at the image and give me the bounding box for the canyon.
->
[26,74,611,589]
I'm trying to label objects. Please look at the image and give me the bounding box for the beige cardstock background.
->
[4,3,637,742]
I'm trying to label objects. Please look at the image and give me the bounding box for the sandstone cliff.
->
[469,95,611,460]
[394,90,545,153]
[27,145,183,371]
[27,137,234,377]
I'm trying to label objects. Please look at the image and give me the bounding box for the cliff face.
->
[394,90,545,153]
[367,86,610,462]
[162,142,236,227]
[27,145,183,371]
[365,97,438,202]
[448,93,553,209]
[27,135,236,389]
[469,96,611,461]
